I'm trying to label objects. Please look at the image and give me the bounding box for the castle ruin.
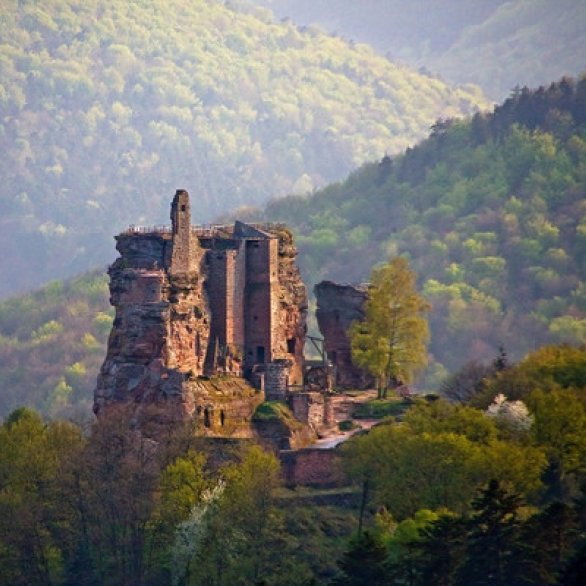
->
[315,281,374,390]
[94,190,307,433]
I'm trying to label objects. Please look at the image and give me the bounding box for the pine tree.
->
[455,480,523,586]
[416,514,467,586]
[332,531,388,586]
[515,502,578,584]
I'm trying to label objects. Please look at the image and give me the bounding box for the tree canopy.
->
[0,0,487,297]
[251,0,586,100]
[266,76,586,384]
[350,257,430,397]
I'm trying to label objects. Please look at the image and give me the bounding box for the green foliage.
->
[338,419,356,432]
[343,397,547,520]
[350,257,430,398]
[475,344,586,408]
[0,409,85,585]
[0,0,487,298]
[454,480,524,586]
[0,271,109,419]
[403,399,498,444]
[353,398,408,419]
[332,530,388,586]
[267,77,586,382]
[253,400,290,421]
[528,389,586,497]
[252,1,585,101]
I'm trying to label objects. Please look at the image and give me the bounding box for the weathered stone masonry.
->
[94,190,307,433]
[315,281,374,390]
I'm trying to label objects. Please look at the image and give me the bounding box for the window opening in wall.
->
[331,350,337,363]
[204,408,211,428]
[220,410,225,426]
[181,205,186,211]
[256,345,265,363]
[287,338,295,354]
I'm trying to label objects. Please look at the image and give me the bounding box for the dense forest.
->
[1,77,585,419]
[2,3,586,584]
[0,0,487,298]
[263,77,586,386]
[1,343,586,584]
[0,272,109,419]
[251,0,586,100]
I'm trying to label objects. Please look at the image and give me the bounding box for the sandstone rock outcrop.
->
[314,281,374,390]
[94,189,307,435]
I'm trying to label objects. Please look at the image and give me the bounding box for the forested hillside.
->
[0,272,110,419]
[265,77,586,383]
[252,0,586,100]
[1,77,585,418]
[428,0,586,100]
[0,0,487,298]
[2,345,586,584]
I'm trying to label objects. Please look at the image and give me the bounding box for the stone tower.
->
[94,190,308,435]
[169,189,194,275]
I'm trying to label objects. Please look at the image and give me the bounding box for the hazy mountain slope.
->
[1,76,584,418]
[0,272,110,419]
[265,76,586,383]
[252,0,586,100]
[428,0,586,100]
[0,0,487,298]
[253,0,505,55]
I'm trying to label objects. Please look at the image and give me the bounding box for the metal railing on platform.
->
[122,222,287,237]
[124,225,172,235]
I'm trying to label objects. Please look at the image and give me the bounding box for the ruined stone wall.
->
[288,391,328,431]
[206,250,229,348]
[274,227,307,386]
[204,247,243,376]
[94,228,211,423]
[200,224,306,386]
[232,240,246,350]
[169,189,196,275]
[95,190,307,439]
[315,281,374,390]
[280,448,347,488]
[183,377,263,437]
[244,238,277,370]
[264,359,291,401]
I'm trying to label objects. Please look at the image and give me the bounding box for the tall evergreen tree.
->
[332,531,388,586]
[416,514,467,586]
[514,502,578,585]
[455,480,523,586]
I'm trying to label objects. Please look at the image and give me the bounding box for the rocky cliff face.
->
[95,189,309,436]
[274,226,308,386]
[315,281,374,390]
[94,234,264,433]
[94,231,212,424]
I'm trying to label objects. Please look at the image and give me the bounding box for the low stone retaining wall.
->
[280,446,348,488]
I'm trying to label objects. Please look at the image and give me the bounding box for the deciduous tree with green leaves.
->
[350,257,430,398]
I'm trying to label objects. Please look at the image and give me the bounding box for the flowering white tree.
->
[486,393,533,433]
[172,480,225,586]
